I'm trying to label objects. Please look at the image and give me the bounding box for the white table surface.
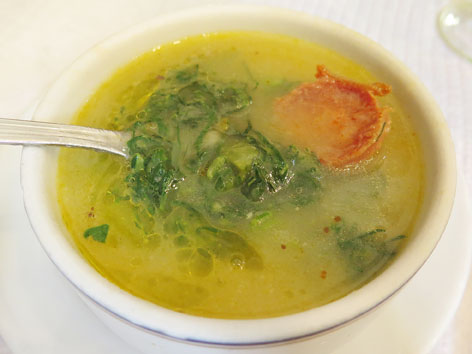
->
[0,0,471,353]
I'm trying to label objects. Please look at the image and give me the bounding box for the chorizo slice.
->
[274,65,391,168]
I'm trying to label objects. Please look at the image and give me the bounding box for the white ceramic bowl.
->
[20,5,456,354]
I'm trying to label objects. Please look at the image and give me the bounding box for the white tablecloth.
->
[0,0,471,353]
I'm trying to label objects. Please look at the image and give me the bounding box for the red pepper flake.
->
[323,226,330,233]
[156,75,165,80]
[334,216,341,222]
[281,244,287,250]
[87,207,95,218]
[320,270,327,279]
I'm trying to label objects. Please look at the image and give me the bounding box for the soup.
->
[57,31,423,319]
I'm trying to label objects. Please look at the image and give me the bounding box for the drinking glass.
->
[438,0,472,61]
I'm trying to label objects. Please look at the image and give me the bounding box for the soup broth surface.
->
[57,32,423,318]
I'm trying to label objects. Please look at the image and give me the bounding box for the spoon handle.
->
[0,118,130,158]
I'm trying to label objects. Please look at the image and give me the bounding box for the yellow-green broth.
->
[57,32,423,318]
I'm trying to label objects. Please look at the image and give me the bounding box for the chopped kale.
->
[124,66,257,209]
[126,136,183,214]
[200,123,321,204]
[250,211,273,228]
[207,156,241,192]
[164,205,263,270]
[84,224,109,243]
[173,64,199,83]
[240,163,270,202]
[243,125,291,191]
[216,86,252,114]
[287,167,322,206]
[114,65,324,265]
[330,221,407,273]
[388,234,407,242]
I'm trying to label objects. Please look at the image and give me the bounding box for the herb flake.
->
[84,224,109,243]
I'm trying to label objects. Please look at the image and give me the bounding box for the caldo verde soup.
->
[57,32,423,318]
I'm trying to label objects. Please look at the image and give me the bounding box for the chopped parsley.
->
[84,224,109,243]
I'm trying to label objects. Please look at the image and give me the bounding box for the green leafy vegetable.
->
[173,64,199,83]
[207,156,240,192]
[216,86,252,114]
[388,234,407,242]
[125,65,255,212]
[84,224,109,243]
[330,221,407,273]
[200,123,321,205]
[243,125,291,191]
[164,205,263,270]
[126,136,183,214]
[250,211,273,228]
[113,64,325,268]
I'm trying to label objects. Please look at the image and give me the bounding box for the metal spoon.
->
[0,117,131,158]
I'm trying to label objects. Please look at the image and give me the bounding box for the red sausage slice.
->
[274,65,391,168]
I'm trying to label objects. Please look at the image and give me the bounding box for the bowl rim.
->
[20,4,456,346]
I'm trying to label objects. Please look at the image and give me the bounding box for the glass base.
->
[438,1,472,61]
